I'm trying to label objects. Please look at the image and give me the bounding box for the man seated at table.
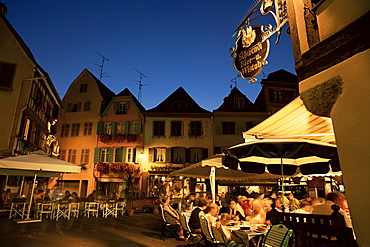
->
[312,191,353,228]
[188,198,208,233]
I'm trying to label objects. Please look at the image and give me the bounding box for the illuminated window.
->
[100,148,110,163]
[189,148,203,163]
[104,122,112,134]
[129,121,138,134]
[155,148,166,162]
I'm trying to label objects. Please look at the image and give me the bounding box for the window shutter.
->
[215,123,221,135]
[67,103,72,112]
[165,148,172,163]
[125,121,129,134]
[111,122,116,134]
[108,148,113,163]
[122,147,127,162]
[137,120,141,134]
[125,101,130,110]
[94,148,100,163]
[148,148,154,162]
[97,122,103,134]
[132,147,137,163]
[202,148,208,160]
[114,102,119,111]
[77,102,82,111]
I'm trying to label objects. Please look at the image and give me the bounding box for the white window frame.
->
[104,122,112,134]
[155,148,166,162]
[100,148,110,163]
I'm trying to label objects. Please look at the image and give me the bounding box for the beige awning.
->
[243,97,335,144]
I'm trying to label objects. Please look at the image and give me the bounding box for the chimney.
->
[0,2,7,18]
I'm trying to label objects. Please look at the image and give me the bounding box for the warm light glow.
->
[161,176,165,181]
[139,152,145,159]
[179,176,183,179]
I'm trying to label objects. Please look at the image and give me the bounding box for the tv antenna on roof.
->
[133,68,149,103]
[93,50,109,81]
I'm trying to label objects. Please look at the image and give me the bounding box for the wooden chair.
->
[263,224,293,247]
[271,204,357,247]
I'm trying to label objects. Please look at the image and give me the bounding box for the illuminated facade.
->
[286,0,370,244]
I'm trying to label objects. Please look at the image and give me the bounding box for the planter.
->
[127,209,135,217]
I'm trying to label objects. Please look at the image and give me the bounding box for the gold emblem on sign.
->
[240,26,256,48]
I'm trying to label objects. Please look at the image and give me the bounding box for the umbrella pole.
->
[25,174,37,220]
[281,157,285,207]
[210,166,215,203]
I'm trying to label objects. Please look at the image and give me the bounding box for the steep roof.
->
[214,87,263,112]
[116,88,146,113]
[146,87,210,113]
[264,69,299,83]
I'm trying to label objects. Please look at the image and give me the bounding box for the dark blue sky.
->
[3,0,296,111]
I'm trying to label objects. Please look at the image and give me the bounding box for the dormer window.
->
[80,83,88,93]
[234,98,244,109]
[114,101,130,114]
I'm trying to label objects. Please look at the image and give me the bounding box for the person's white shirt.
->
[292,208,310,214]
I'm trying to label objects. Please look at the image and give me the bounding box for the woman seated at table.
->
[246,198,266,224]
[220,198,245,221]
[204,203,219,225]
[161,196,185,240]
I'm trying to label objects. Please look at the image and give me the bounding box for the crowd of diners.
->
[160,190,353,245]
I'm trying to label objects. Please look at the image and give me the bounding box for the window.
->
[190,148,203,163]
[172,101,187,110]
[80,83,88,93]
[171,121,182,136]
[83,101,91,111]
[115,122,126,134]
[153,121,165,136]
[61,124,70,137]
[114,148,123,162]
[0,62,17,89]
[155,148,166,162]
[67,102,82,112]
[172,147,185,163]
[129,121,138,134]
[246,121,256,130]
[60,149,66,161]
[23,118,31,140]
[222,122,236,135]
[118,102,127,111]
[126,147,136,163]
[67,149,77,164]
[273,90,283,103]
[189,121,202,136]
[80,149,90,164]
[83,122,93,136]
[234,98,244,109]
[71,123,80,137]
[104,122,112,134]
[100,148,110,163]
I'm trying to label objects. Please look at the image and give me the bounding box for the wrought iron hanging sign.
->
[230,0,289,83]
[232,25,270,79]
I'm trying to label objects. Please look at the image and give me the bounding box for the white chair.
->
[37,202,54,220]
[102,200,118,218]
[117,201,126,216]
[54,199,71,221]
[70,202,80,218]
[84,202,99,218]
[9,198,27,219]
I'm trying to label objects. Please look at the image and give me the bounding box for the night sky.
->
[2,0,295,111]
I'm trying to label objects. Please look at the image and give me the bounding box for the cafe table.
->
[226,221,267,247]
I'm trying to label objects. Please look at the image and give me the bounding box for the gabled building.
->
[0,4,61,192]
[142,87,212,197]
[94,88,145,197]
[56,69,114,197]
[213,87,267,153]
[254,69,299,115]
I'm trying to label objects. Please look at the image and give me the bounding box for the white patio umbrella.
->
[0,150,81,223]
[170,154,282,202]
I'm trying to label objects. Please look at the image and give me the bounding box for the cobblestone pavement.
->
[0,212,185,247]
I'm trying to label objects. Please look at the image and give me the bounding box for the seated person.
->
[246,198,266,224]
[292,201,311,214]
[161,196,185,240]
[219,198,245,221]
[188,198,209,233]
[263,197,275,225]
[204,203,219,225]
[34,190,45,202]
[71,192,79,203]
[216,213,249,246]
